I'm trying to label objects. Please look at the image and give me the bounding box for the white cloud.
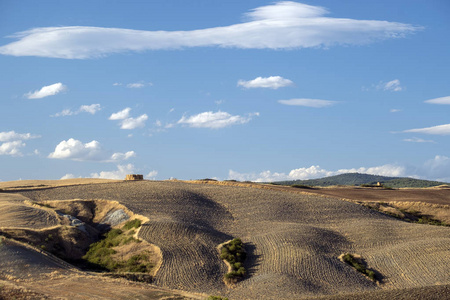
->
[403,137,435,143]
[25,83,67,99]
[378,79,403,92]
[109,108,148,129]
[145,170,158,180]
[424,96,450,105]
[0,2,421,59]
[177,111,259,129]
[0,131,40,142]
[120,114,149,129]
[91,164,135,180]
[109,107,131,120]
[238,76,293,89]
[0,131,41,156]
[229,164,405,182]
[0,141,26,156]
[48,138,135,162]
[60,173,76,180]
[127,83,145,88]
[278,98,337,108]
[52,104,101,117]
[404,124,450,135]
[390,109,401,113]
[79,104,101,114]
[113,82,122,86]
[420,155,450,182]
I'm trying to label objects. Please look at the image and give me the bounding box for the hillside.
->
[0,179,449,299]
[275,173,447,188]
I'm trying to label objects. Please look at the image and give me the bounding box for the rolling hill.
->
[274,173,448,188]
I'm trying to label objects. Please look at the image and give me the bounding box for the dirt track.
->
[10,180,449,300]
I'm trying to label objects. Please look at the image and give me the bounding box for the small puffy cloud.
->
[0,130,40,142]
[178,111,259,129]
[390,109,401,113]
[424,96,450,105]
[0,141,26,156]
[48,138,135,162]
[238,76,293,89]
[229,164,405,182]
[120,114,148,129]
[109,108,148,130]
[278,98,337,108]
[0,2,421,59]
[25,83,67,99]
[60,173,76,179]
[127,83,145,88]
[110,151,136,161]
[403,137,435,143]
[404,124,450,135]
[0,131,41,156]
[378,79,403,92]
[52,104,101,117]
[109,107,131,120]
[91,164,135,179]
[145,170,158,180]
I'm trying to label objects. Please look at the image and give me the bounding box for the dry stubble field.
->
[0,179,449,299]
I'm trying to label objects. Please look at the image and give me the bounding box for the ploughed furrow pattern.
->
[0,239,75,279]
[15,181,450,299]
[228,225,376,300]
[139,221,229,293]
[0,194,59,229]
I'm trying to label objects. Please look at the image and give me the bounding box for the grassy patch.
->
[122,219,142,230]
[220,238,247,283]
[207,296,229,300]
[82,220,152,273]
[341,253,377,282]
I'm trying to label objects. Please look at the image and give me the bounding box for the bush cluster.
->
[342,253,376,281]
[220,238,246,282]
[122,219,142,230]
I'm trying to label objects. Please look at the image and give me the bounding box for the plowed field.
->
[5,180,447,299]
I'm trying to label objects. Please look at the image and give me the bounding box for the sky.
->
[1,0,450,182]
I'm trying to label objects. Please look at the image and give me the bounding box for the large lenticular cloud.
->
[0,1,421,59]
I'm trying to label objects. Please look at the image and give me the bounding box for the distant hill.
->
[274,173,448,188]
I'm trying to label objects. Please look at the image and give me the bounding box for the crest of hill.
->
[274,173,448,188]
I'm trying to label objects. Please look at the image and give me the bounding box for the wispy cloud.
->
[0,131,41,156]
[229,164,406,182]
[52,104,101,117]
[177,111,259,129]
[390,109,402,113]
[0,2,421,59]
[109,108,148,129]
[424,96,450,105]
[377,79,403,92]
[278,98,337,108]
[238,76,293,89]
[48,138,135,162]
[404,124,450,135]
[403,137,435,143]
[25,83,67,99]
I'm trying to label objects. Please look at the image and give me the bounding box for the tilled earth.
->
[12,180,450,300]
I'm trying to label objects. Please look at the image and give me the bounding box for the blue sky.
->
[1,0,449,182]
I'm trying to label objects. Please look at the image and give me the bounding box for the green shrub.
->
[122,219,142,230]
[221,238,247,283]
[342,253,377,282]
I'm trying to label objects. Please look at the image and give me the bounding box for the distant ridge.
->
[274,173,448,188]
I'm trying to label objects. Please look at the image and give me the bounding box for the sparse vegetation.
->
[83,220,153,273]
[122,219,142,230]
[207,296,229,300]
[220,238,247,283]
[341,253,377,282]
